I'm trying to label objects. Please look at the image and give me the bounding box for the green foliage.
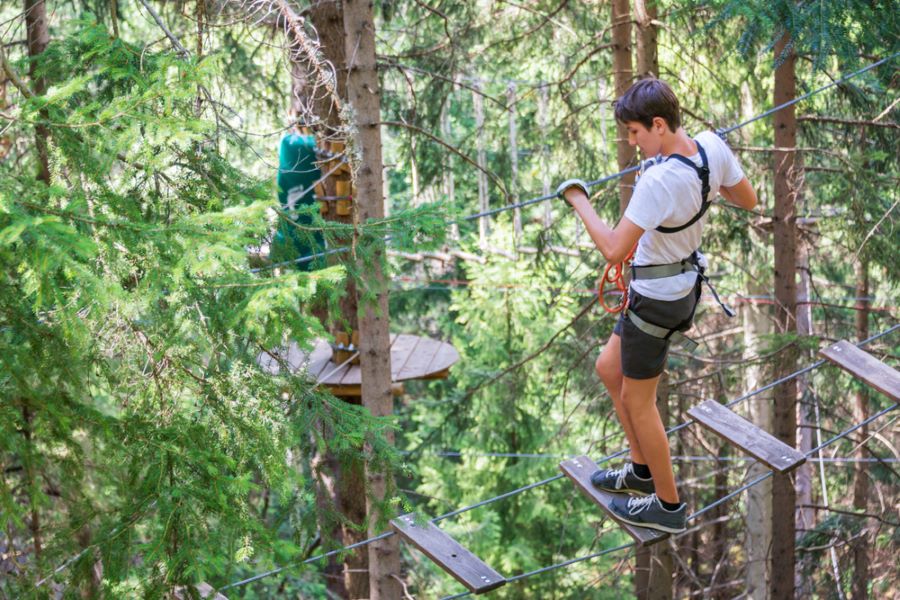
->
[0,13,410,599]
[1,1,897,598]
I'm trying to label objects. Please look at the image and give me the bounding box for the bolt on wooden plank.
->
[819,339,900,401]
[391,513,506,594]
[687,400,806,472]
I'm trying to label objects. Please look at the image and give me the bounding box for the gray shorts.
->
[613,282,701,380]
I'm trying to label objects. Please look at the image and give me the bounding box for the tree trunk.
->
[794,228,815,597]
[341,2,402,598]
[612,0,635,214]
[10,5,56,555]
[737,78,771,598]
[20,405,42,562]
[634,0,659,79]
[292,2,368,595]
[507,83,521,242]
[851,258,870,600]
[770,30,799,600]
[539,83,552,227]
[0,65,11,161]
[474,81,489,247]
[25,0,50,183]
[709,441,730,600]
[410,120,420,206]
[597,78,610,165]
[310,446,349,598]
[441,96,459,240]
[743,275,773,599]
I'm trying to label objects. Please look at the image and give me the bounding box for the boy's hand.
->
[555,178,590,206]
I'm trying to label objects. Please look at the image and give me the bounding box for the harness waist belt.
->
[626,309,699,353]
[632,252,736,319]
[631,259,701,280]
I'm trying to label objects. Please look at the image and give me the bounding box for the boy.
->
[556,78,757,533]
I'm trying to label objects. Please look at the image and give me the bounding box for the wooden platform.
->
[820,340,900,401]
[391,513,505,594]
[258,333,459,390]
[559,456,668,546]
[688,400,806,473]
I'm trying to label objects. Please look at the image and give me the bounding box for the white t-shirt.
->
[623,130,744,301]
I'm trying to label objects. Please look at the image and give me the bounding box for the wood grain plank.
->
[304,340,335,379]
[396,337,442,380]
[257,340,331,377]
[256,349,280,375]
[262,334,460,385]
[391,514,506,594]
[332,364,360,386]
[322,335,401,386]
[559,456,668,546]
[820,340,900,400]
[687,400,806,473]
[420,341,461,378]
[389,334,421,380]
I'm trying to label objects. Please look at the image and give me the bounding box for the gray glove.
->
[555,178,590,203]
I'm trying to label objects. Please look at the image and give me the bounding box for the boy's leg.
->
[620,374,678,504]
[595,333,645,464]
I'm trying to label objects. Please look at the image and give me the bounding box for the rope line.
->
[410,451,900,464]
[438,400,900,600]
[439,542,639,600]
[218,532,394,591]
[255,52,898,272]
[716,52,900,136]
[220,323,899,590]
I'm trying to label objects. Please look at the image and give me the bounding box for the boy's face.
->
[624,119,666,157]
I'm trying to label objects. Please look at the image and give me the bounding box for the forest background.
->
[0,0,897,599]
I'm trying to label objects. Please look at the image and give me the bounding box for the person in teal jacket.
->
[270,130,324,270]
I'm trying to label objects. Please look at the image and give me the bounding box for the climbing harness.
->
[624,140,735,350]
[652,141,712,234]
[558,141,737,348]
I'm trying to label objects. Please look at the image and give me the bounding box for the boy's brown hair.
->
[613,78,681,132]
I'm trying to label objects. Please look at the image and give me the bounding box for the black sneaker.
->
[609,493,687,533]
[590,463,654,496]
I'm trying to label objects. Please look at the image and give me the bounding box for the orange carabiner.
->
[599,244,636,314]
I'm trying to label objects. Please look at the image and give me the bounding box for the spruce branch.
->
[0,38,33,99]
[797,114,900,129]
[874,96,899,122]
[136,0,190,57]
[853,195,899,261]
[237,0,343,120]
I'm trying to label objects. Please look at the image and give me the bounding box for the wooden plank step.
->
[820,340,900,401]
[688,400,806,473]
[391,513,505,594]
[559,456,668,546]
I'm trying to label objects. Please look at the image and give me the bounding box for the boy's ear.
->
[652,116,668,133]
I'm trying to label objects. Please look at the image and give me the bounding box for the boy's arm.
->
[719,178,758,210]
[562,187,644,263]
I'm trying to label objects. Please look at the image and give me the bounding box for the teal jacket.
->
[271,133,323,270]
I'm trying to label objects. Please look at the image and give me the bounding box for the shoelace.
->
[626,494,658,516]
[612,463,634,489]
